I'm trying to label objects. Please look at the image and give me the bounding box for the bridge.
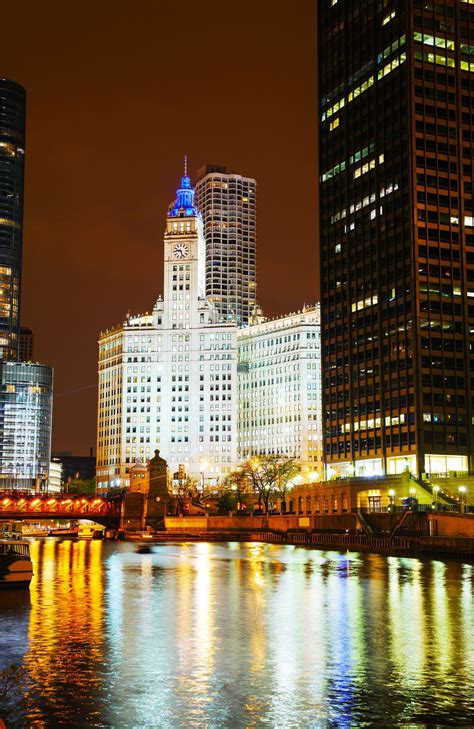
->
[0,492,122,527]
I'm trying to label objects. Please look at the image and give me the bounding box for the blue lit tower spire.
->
[168,157,200,218]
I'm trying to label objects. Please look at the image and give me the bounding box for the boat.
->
[22,523,49,537]
[48,525,79,537]
[78,523,104,539]
[0,540,33,588]
[136,544,152,554]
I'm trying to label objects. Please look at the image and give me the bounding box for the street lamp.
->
[200,459,208,494]
[388,489,395,511]
[458,485,466,513]
[432,485,440,510]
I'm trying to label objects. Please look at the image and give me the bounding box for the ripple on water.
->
[0,540,472,727]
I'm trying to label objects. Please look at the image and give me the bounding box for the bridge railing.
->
[0,492,121,516]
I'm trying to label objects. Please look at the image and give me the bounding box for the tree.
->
[222,469,252,511]
[274,461,300,512]
[239,455,300,514]
[217,490,237,514]
[171,476,198,515]
[65,478,96,495]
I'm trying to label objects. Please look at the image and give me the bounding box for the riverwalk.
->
[127,511,474,558]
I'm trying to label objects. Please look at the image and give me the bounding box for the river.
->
[0,539,473,727]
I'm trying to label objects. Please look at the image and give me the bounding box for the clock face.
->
[173,244,189,259]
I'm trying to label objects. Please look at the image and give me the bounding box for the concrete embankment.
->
[148,513,474,558]
[143,530,474,557]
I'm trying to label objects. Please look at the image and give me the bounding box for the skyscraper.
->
[195,164,257,327]
[19,327,33,361]
[0,79,53,490]
[96,170,238,491]
[0,78,25,361]
[0,362,53,489]
[319,1,474,479]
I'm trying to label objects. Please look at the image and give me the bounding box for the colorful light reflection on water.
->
[0,540,473,727]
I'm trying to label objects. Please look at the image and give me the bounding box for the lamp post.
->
[458,485,466,514]
[432,485,440,510]
[388,489,395,511]
[200,460,208,495]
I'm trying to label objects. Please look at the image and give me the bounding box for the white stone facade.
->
[237,305,323,480]
[96,174,238,490]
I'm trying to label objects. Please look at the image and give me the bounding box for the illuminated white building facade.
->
[97,172,238,491]
[237,305,323,479]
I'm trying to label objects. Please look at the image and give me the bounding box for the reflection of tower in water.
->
[175,542,217,724]
[24,539,105,723]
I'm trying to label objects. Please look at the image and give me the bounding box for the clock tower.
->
[162,168,205,330]
[97,162,239,491]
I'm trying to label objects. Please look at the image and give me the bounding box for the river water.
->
[0,539,473,728]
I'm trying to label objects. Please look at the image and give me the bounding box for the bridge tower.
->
[121,451,170,532]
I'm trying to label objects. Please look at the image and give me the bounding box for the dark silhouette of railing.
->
[409,474,459,506]
[355,507,375,537]
[390,509,412,538]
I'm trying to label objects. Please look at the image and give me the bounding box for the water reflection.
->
[25,539,106,724]
[0,539,472,727]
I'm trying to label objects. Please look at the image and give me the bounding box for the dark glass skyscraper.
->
[0,78,53,489]
[319,1,474,479]
[0,78,25,361]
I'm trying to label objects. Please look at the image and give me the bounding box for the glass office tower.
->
[319,1,474,478]
[0,80,53,489]
[0,362,53,489]
[0,78,25,361]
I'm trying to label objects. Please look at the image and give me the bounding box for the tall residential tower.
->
[195,164,257,327]
[319,0,474,478]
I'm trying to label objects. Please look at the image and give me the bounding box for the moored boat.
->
[78,523,104,539]
[22,523,50,537]
[48,525,79,537]
[0,540,33,588]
